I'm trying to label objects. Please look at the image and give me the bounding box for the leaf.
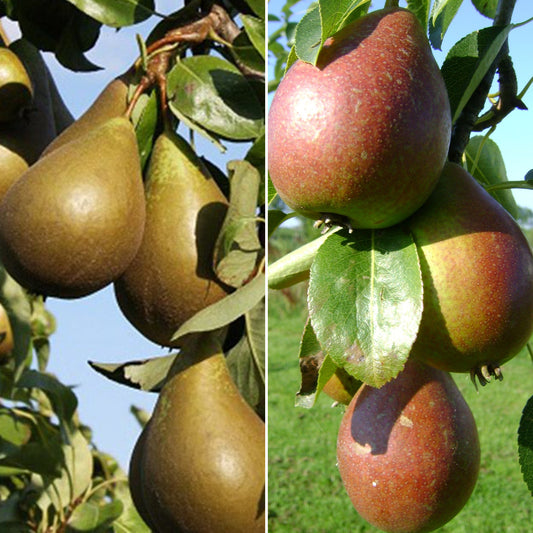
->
[16,370,78,429]
[171,273,265,344]
[167,56,264,141]
[441,24,513,123]
[245,133,265,183]
[89,353,176,392]
[429,0,464,50]
[243,0,265,19]
[214,160,262,288]
[132,89,158,169]
[241,14,265,59]
[0,408,32,446]
[226,298,265,418]
[268,231,334,289]
[230,31,264,77]
[66,500,124,532]
[518,395,533,495]
[319,0,363,40]
[267,176,278,205]
[65,0,154,27]
[406,0,431,31]
[295,317,327,408]
[294,3,322,65]
[308,228,423,388]
[472,0,498,19]
[0,266,32,379]
[112,478,151,532]
[465,135,518,218]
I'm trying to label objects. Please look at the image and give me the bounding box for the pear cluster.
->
[269,7,533,533]
[0,39,264,532]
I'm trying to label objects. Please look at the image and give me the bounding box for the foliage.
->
[268,0,533,507]
[0,0,265,530]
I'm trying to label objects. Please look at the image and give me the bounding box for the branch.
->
[448,0,517,163]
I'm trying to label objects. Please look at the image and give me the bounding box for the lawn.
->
[268,288,533,533]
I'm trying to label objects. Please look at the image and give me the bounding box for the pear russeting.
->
[268,7,451,229]
[0,116,146,298]
[129,333,265,532]
[0,39,62,201]
[407,162,533,382]
[0,46,33,122]
[114,129,229,347]
[337,359,480,533]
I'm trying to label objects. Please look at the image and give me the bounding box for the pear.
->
[0,47,33,122]
[42,72,130,156]
[114,130,229,347]
[337,359,480,533]
[0,116,146,298]
[407,162,533,376]
[268,8,451,229]
[0,40,58,200]
[0,302,14,362]
[135,333,265,532]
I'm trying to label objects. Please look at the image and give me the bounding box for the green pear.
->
[136,334,265,532]
[0,116,146,298]
[42,72,130,156]
[0,47,33,122]
[337,359,480,533]
[269,8,451,229]
[408,162,533,377]
[114,129,229,347]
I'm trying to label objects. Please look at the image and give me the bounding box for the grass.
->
[268,289,533,533]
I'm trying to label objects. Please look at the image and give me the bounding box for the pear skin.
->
[337,359,480,533]
[42,72,130,156]
[408,162,533,375]
[269,8,451,229]
[140,335,265,532]
[114,130,229,346]
[0,116,145,298]
[0,47,33,122]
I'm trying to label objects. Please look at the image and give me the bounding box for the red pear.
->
[268,8,451,229]
[408,162,533,379]
[337,359,480,533]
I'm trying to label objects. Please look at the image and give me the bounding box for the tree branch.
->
[448,0,517,163]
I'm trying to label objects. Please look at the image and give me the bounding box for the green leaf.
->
[245,133,265,183]
[226,298,265,418]
[244,0,265,19]
[65,0,154,27]
[441,24,513,123]
[429,0,464,50]
[89,353,176,392]
[519,395,533,496]
[294,4,322,65]
[16,370,78,428]
[267,176,278,205]
[214,160,262,288]
[472,0,498,19]
[0,266,32,379]
[268,231,335,289]
[132,89,158,170]
[241,14,265,59]
[167,56,264,141]
[0,408,32,446]
[308,228,423,387]
[66,500,124,531]
[171,273,265,344]
[465,135,518,218]
[406,0,431,31]
[319,0,363,40]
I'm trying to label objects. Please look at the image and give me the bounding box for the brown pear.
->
[0,39,58,200]
[0,47,33,122]
[114,130,229,346]
[337,359,480,533]
[407,162,533,378]
[42,72,130,156]
[137,334,265,532]
[0,116,145,298]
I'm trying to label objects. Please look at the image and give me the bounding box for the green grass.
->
[268,290,533,533]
